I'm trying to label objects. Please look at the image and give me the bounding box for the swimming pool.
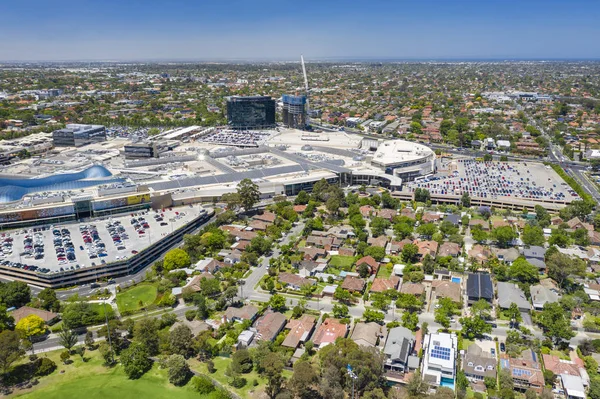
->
[451,277,461,284]
[440,377,455,390]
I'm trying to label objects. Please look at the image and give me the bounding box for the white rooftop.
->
[371,139,434,167]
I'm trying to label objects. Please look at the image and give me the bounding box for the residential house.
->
[422,212,442,223]
[370,276,401,293]
[278,272,316,290]
[356,255,380,275]
[282,315,316,349]
[248,220,269,231]
[237,330,255,348]
[463,343,497,388]
[445,214,461,226]
[194,258,223,274]
[312,318,348,348]
[384,326,418,376]
[254,311,287,342]
[497,282,530,312]
[400,282,425,297]
[560,374,586,399]
[468,245,492,264]
[466,273,494,304]
[224,304,259,323]
[341,275,366,293]
[493,248,520,264]
[401,208,416,220]
[253,211,277,224]
[566,217,593,232]
[182,272,215,293]
[469,219,490,231]
[299,246,327,260]
[500,349,544,393]
[169,319,211,337]
[298,260,326,277]
[351,322,385,347]
[431,281,462,304]
[338,247,356,257]
[10,306,59,325]
[416,240,438,259]
[360,205,374,218]
[421,332,458,388]
[306,235,334,249]
[377,209,397,221]
[368,235,388,248]
[438,242,461,258]
[530,285,560,311]
[542,354,586,381]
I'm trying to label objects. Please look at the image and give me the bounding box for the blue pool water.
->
[440,377,455,390]
[451,277,461,284]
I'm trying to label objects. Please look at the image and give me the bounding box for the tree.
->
[416,223,437,239]
[60,350,70,364]
[396,293,423,312]
[547,251,586,288]
[237,178,260,211]
[332,303,349,319]
[357,263,370,278]
[370,217,391,237]
[471,299,492,319]
[402,243,419,263]
[572,228,590,246]
[294,190,310,205]
[230,348,253,374]
[169,324,193,357]
[402,311,419,331]
[15,314,46,338]
[192,375,215,395]
[363,309,385,324]
[0,330,24,374]
[460,316,492,339]
[58,326,78,352]
[98,341,114,365]
[134,318,160,356]
[371,293,390,311]
[483,154,493,162]
[484,376,497,390]
[166,354,190,386]
[492,226,517,248]
[196,294,209,320]
[84,331,95,348]
[538,302,575,345]
[506,303,522,324]
[461,192,471,208]
[290,360,317,398]
[414,188,430,203]
[508,258,540,284]
[0,305,14,332]
[262,352,285,399]
[522,225,545,246]
[543,369,556,386]
[38,288,60,312]
[334,287,352,303]
[406,370,427,398]
[471,227,488,243]
[269,294,286,312]
[364,246,386,262]
[120,342,152,379]
[163,248,191,271]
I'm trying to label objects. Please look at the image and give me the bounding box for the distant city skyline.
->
[1,0,599,61]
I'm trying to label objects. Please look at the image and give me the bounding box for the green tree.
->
[58,326,78,352]
[522,225,545,246]
[332,303,349,319]
[294,190,310,205]
[547,251,586,288]
[471,299,492,319]
[0,330,24,374]
[506,302,522,323]
[120,342,152,379]
[290,360,317,398]
[508,258,540,284]
[237,178,260,211]
[166,354,190,386]
[169,324,193,357]
[134,318,160,356]
[406,370,428,398]
[37,288,60,312]
[0,305,14,332]
[196,294,209,319]
[471,227,488,243]
[230,348,253,374]
[402,243,419,263]
[334,287,352,303]
[414,188,430,203]
[460,316,492,339]
[363,309,385,324]
[538,302,575,345]
[492,226,517,248]
[396,293,423,312]
[163,248,191,271]
[0,281,31,308]
[221,192,241,211]
[269,294,286,312]
[261,352,285,399]
[402,311,419,331]
[417,223,437,239]
[461,192,471,208]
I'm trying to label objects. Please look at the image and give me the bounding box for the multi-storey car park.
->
[0,125,578,287]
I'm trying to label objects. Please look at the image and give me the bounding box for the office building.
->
[124,142,167,158]
[282,94,307,129]
[52,124,106,147]
[226,96,276,129]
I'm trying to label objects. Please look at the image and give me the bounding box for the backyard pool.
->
[440,377,455,390]
[451,277,461,284]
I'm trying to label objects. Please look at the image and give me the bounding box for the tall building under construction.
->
[281,94,307,129]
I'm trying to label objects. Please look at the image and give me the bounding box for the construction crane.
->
[300,54,310,128]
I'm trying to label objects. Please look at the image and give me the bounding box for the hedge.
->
[549,164,594,203]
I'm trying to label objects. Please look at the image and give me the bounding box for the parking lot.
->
[406,160,578,202]
[0,204,207,274]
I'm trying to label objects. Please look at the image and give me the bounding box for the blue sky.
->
[1,0,599,61]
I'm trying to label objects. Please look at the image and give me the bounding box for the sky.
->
[1,0,599,61]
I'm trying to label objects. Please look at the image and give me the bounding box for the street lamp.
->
[347,364,358,399]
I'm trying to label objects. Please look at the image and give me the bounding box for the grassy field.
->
[328,255,355,270]
[116,284,158,313]
[12,349,199,399]
[376,264,392,278]
[189,356,292,399]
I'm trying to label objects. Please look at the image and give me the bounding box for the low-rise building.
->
[463,343,497,385]
[497,282,530,312]
[278,272,316,290]
[530,285,560,311]
[500,349,544,393]
[421,332,458,389]
[312,318,348,348]
[383,326,418,375]
[254,311,287,342]
[341,275,366,293]
[466,273,494,304]
[282,315,316,349]
[351,322,385,347]
[224,304,259,323]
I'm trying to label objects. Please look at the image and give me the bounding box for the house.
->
[351,322,385,347]
[530,285,560,311]
[312,318,348,348]
[497,282,530,312]
[500,349,544,393]
[493,248,520,264]
[566,217,593,232]
[254,311,287,342]
[400,282,425,297]
[249,220,269,231]
[542,354,586,379]
[468,245,492,264]
[438,242,461,258]
[383,326,418,375]
[224,249,242,264]
[299,246,327,260]
[367,236,388,248]
[469,219,489,231]
[341,275,366,293]
[278,272,316,290]
[370,276,401,293]
[282,315,316,349]
[444,214,461,226]
[463,343,497,385]
[377,209,397,221]
[327,225,355,239]
[253,211,277,224]
[387,239,412,255]
[237,330,255,348]
[421,332,458,388]
[306,235,334,249]
[416,240,438,258]
[10,306,59,325]
[298,260,326,277]
[492,219,510,229]
[194,258,223,274]
[431,281,462,303]
[523,246,546,261]
[466,273,494,304]
[551,216,563,226]
[422,212,442,223]
[224,304,259,323]
[169,319,211,337]
[356,255,380,275]
[360,205,374,218]
[401,208,416,220]
[338,247,356,257]
[560,374,586,399]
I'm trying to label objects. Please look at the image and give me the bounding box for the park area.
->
[11,350,199,399]
[116,284,158,313]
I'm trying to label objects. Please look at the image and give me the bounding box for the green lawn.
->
[189,356,292,399]
[89,303,115,320]
[12,349,199,399]
[376,264,392,278]
[116,284,158,313]
[328,255,355,270]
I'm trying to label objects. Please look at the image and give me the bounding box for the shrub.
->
[192,375,215,395]
[230,377,247,388]
[34,358,57,376]
[207,359,216,373]
[185,310,196,321]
